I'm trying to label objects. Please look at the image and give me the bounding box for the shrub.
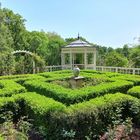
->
[0,74,30,80]
[0,70,139,139]
[0,80,26,97]
[0,111,32,140]
[47,93,140,139]
[14,92,67,127]
[127,86,140,98]
[23,79,133,105]
[111,75,140,86]
[0,92,67,139]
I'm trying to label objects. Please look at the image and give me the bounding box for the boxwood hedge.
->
[0,80,26,97]
[47,93,140,139]
[0,70,139,139]
[127,86,140,98]
[22,93,139,139]
[1,92,138,140]
[23,79,133,105]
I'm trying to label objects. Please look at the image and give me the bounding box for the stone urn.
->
[73,66,80,77]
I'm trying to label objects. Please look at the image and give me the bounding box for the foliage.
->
[61,129,76,139]
[0,111,32,140]
[127,86,140,98]
[0,80,26,97]
[130,45,140,67]
[26,31,49,56]
[48,93,140,139]
[0,9,15,75]
[14,51,45,74]
[32,53,46,72]
[23,75,133,105]
[116,44,130,58]
[0,52,15,75]
[0,71,139,139]
[2,8,27,50]
[105,106,133,140]
[96,46,108,66]
[1,6,140,75]
[106,118,133,140]
[0,7,66,75]
[111,74,140,85]
[46,32,65,65]
[105,51,128,67]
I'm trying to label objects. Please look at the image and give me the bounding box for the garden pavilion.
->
[61,36,96,69]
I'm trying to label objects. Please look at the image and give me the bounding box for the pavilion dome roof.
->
[65,39,92,48]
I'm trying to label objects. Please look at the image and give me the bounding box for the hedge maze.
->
[0,70,140,139]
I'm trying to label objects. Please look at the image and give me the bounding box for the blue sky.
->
[1,0,140,48]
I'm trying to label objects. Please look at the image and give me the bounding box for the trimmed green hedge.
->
[0,91,66,126]
[127,86,140,98]
[0,70,140,139]
[47,93,140,139]
[40,70,111,82]
[15,92,66,114]
[82,69,122,77]
[0,96,21,124]
[23,79,133,105]
[2,92,138,140]
[0,80,26,97]
[13,74,46,84]
[0,92,139,139]
[20,93,139,139]
[14,92,67,127]
[0,92,67,134]
[111,74,140,85]
[0,74,30,80]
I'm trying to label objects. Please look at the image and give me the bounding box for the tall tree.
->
[27,31,49,57]
[96,46,108,66]
[0,9,13,51]
[105,51,128,67]
[0,52,15,75]
[46,32,65,65]
[122,44,130,58]
[130,45,140,68]
[2,8,27,50]
[0,9,15,75]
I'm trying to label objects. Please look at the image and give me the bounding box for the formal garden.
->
[0,70,140,139]
[1,3,140,139]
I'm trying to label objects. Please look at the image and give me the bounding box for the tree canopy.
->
[105,51,128,67]
[0,6,140,76]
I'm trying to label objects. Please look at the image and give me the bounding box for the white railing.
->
[45,65,72,72]
[45,65,140,75]
[96,66,140,75]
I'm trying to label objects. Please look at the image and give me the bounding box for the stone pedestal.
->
[69,76,84,89]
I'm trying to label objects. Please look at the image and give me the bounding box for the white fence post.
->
[133,69,135,75]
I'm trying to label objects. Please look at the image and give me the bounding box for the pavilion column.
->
[72,53,74,67]
[73,53,76,66]
[93,51,96,70]
[70,50,72,69]
[61,53,65,66]
[84,49,87,69]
